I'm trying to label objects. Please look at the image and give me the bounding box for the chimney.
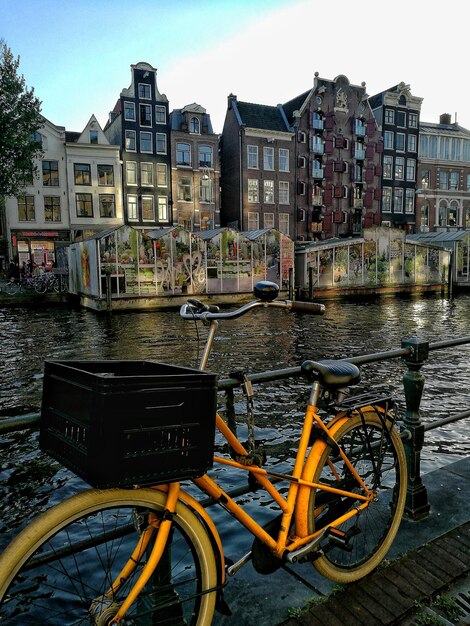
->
[440,113,452,125]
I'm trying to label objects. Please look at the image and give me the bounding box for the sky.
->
[1,0,469,135]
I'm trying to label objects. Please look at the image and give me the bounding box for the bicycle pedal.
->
[325,526,361,551]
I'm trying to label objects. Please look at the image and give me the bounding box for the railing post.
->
[401,337,430,520]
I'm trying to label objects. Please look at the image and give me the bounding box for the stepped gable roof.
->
[282,90,310,123]
[236,101,288,132]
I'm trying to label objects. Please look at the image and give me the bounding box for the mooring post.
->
[401,337,431,519]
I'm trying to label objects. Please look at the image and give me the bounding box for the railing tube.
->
[401,338,431,520]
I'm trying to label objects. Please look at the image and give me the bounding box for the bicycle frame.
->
[106,296,382,624]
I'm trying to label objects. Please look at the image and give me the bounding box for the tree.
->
[0,41,43,198]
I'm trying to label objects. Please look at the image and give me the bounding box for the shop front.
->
[11,230,70,269]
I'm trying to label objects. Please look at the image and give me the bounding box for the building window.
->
[408,134,417,152]
[279,181,289,204]
[279,148,289,172]
[74,163,91,185]
[124,101,135,121]
[127,194,138,220]
[18,194,35,221]
[406,159,416,181]
[382,187,392,212]
[190,117,200,133]
[383,155,393,179]
[138,83,151,99]
[125,130,136,151]
[157,163,167,187]
[405,189,415,214]
[155,105,166,124]
[279,213,289,235]
[177,143,191,166]
[90,130,98,144]
[248,179,259,203]
[409,113,418,128]
[126,161,137,185]
[44,196,61,222]
[142,195,155,221]
[76,193,93,217]
[140,132,152,153]
[396,111,406,127]
[449,171,459,190]
[178,176,192,201]
[384,131,394,150]
[395,133,405,151]
[158,196,169,221]
[140,104,152,126]
[141,162,154,186]
[264,213,274,228]
[384,109,395,124]
[393,188,403,213]
[98,164,114,186]
[467,173,470,190]
[156,133,167,154]
[200,177,213,202]
[99,194,116,217]
[248,212,259,230]
[264,180,274,203]
[199,145,213,167]
[263,146,274,170]
[247,145,258,169]
[42,160,59,186]
[395,157,405,180]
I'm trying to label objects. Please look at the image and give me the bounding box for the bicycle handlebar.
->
[180,282,325,321]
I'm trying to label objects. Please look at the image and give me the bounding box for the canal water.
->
[1,293,470,555]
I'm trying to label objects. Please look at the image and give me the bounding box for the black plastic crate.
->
[39,360,218,488]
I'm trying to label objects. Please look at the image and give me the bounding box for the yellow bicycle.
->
[0,281,407,625]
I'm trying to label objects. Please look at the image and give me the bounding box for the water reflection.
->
[1,294,470,547]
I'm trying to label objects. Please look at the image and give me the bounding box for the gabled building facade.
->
[65,115,123,241]
[104,62,171,229]
[169,103,220,231]
[369,82,423,232]
[416,114,470,232]
[5,117,70,266]
[220,75,383,242]
[220,95,296,239]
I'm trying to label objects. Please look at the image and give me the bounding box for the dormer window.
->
[190,117,200,134]
[90,130,98,144]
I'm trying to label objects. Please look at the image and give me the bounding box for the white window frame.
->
[156,133,167,155]
[125,130,136,151]
[279,181,289,204]
[140,103,152,127]
[124,102,136,121]
[279,148,289,172]
[247,212,259,230]
[248,179,259,203]
[279,213,289,235]
[383,156,393,179]
[155,105,166,124]
[141,162,154,186]
[396,133,406,152]
[393,188,404,213]
[409,113,418,128]
[406,158,416,182]
[142,195,155,221]
[384,131,394,150]
[140,132,152,153]
[384,109,395,124]
[127,194,138,220]
[157,163,167,187]
[138,83,151,99]
[263,180,274,204]
[395,157,405,180]
[263,146,274,170]
[405,188,415,214]
[247,145,258,169]
[263,212,274,229]
[126,161,137,185]
[408,134,417,152]
[158,196,169,221]
[382,187,392,212]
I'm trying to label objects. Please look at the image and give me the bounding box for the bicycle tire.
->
[306,410,407,583]
[4,281,20,294]
[0,488,217,625]
[33,277,47,294]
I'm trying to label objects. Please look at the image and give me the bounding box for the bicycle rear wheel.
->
[0,488,217,625]
[33,277,47,294]
[307,410,407,583]
[4,281,20,294]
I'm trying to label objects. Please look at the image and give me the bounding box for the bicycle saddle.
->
[301,359,361,388]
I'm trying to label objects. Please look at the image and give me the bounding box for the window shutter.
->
[334,185,343,198]
[365,166,375,184]
[366,118,376,137]
[366,144,375,159]
[324,160,334,179]
[325,138,334,154]
[373,211,381,225]
[324,112,335,130]
[374,187,382,200]
[334,210,343,223]
[364,212,373,227]
[323,211,333,230]
[323,185,333,205]
[364,188,373,208]
[375,164,382,176]
[375,141,384,153]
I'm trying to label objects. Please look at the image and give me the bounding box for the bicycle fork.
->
[105,482,181,625]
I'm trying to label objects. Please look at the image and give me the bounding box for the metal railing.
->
[1,335,470,520]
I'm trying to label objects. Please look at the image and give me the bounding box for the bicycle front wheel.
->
[307,410,407,583]
[0,488,217,625]
[33,277,47,294]
[4,281,19,294]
